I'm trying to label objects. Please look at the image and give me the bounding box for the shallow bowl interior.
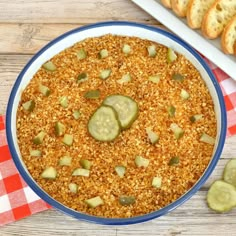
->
[6,21,227,225]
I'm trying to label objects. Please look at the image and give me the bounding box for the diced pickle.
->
[152,177,162,188]
[73,110,81,120]
[117,74,132,84]
[55,122,66,136]
[119,196,135,206]
[207,180,236,213]
[148,75,160,83]
[146,127,159,144]
[135,156,150,167]
[62,134,73,146]
[168,156,179,166]
[170,123,184,140]
[167,105,176,117]
[72,168,90,177]
[100,69,111,80]
[147,45,157,57]
[223,159,236,187]
[85,196,104,208]
[84,90,100,99]
[77,73,88,83]
[122,44,131,54]
[115,165,126,178]
[172,73,184,82]
[103,95,138,130]
[180,89,190,100]
[98,49,109,59]
[42,61,57,71]
[69,183,78,194]
[59,96,68,108]
[190,114,203,123]
[77,48,87,60]
[59,156,72,166]
[22,100,35,112]
[80,159,92,170]
[88,105,121,141]
[30,150,42,157]
[33,131,46,145]
[41,167,57,179]
[167,48,177,63]
[39,84,51,96]
[200,133,215,145]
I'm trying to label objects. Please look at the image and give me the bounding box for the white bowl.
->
[6,21,227,225]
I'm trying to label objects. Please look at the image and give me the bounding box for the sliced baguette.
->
[234,41,236,55]
[171,0,190,17]
[161,0,172,8]
[187,0,216,29]
[201,0,236,39]
[221,16,236,54]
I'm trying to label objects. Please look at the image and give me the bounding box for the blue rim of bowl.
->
[6,21,227,225]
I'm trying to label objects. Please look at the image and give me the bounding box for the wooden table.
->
[1,1,236,235]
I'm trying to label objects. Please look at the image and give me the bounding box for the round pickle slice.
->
[207,180,236,213]
[223,159,236,187]
[103,95,138,130]
[88,105,121,141]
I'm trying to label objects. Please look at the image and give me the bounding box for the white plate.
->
[132,0,236,81]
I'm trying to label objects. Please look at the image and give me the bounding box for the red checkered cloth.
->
[0,116,51,226]
[0,59,236,226]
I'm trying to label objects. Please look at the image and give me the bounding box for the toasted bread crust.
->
[201,0,236,39]
[161,0,172,8]
[171,0,190,17]
[234,41,236,55]
[187,0,215,29]
[221,15,236,54]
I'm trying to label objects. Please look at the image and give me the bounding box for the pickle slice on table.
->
[207,180,236,213]
[88,105,121,141]
[102,95,138,130]
[223,159,236,187]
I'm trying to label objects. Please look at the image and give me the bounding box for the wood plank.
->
[0,24,81,54]
[0,23,163,54]
[0,0,156,24]
[1,189,236,235]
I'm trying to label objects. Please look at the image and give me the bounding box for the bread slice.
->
[171,0,190,17]
[221,15,236,54]
[187,0,216,29]
[201,0,236,39]
[234,41,236,55]
[161,0,172,8]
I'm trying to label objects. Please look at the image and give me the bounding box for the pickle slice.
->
[88,105,121,142]
[207,180,236,213]
[223,159,236,187]
[102,95,138,130]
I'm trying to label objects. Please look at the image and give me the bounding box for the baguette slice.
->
[187,0,216,29]
[201,0,236,39]
[161,0,172,8]
[171,0,190,17]
[221,15,236,54]
[234,41,236,55]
